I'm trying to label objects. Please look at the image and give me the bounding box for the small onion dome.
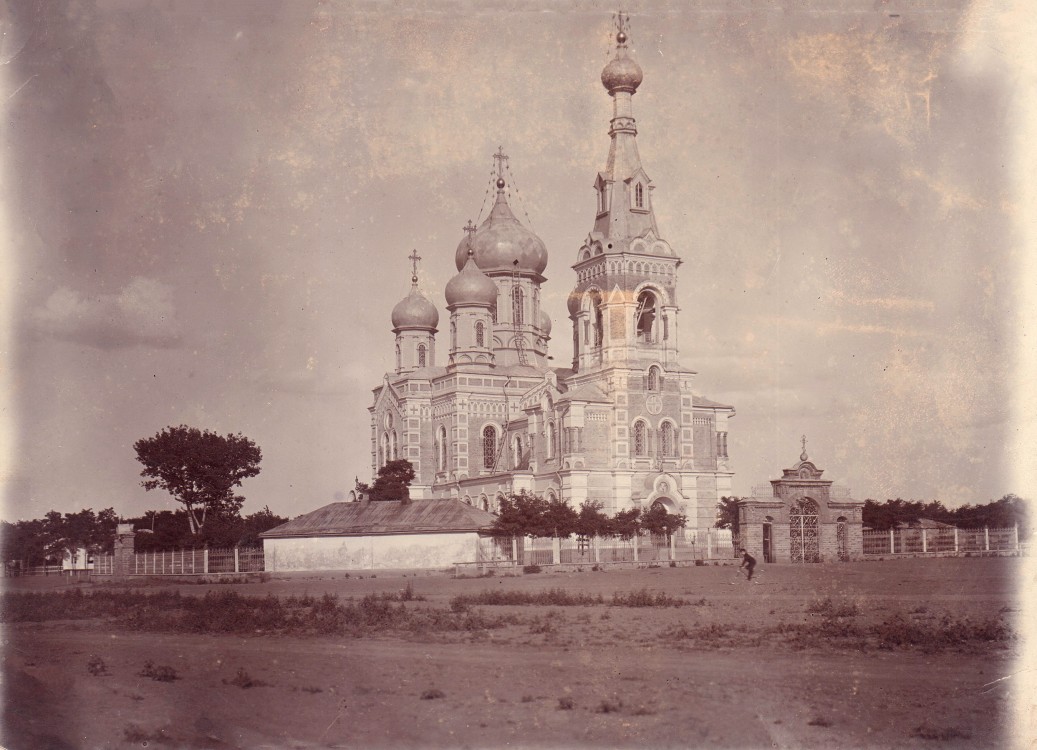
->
[445,255,498,308]
[601,38,643,94]
[391,286,439,330]
[454,190,548,275]
[566,290,582,317]
[538,308,552,336]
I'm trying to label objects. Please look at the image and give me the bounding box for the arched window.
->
[635,290,657,344]
[435,426,447,471]
[633,421,648,456]
[590,290,603,348]
[512,435,522,468]
[475,321,485,348]
[547,422,556,458]
[647,366,661,391]
[598,186,607,213]
[450,320,457,349]
[381,432,390,467]
[635,183,644,208]
[390,430,398,461]
[395,344,401,371]
[482,425,497,469]
[512,286,524,326]
[417,343,427,367]
[660,421,675,457]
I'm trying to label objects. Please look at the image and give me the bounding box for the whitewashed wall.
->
[263,532,480,571]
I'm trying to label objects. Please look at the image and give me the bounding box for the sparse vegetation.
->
[611,588,686,607]
[911,724,972,740]
[595,699,623,713]
[421,688,445,700]
[139,660,179,682]
[225,667,269,688]
[806,597,861,618]
[557,697,575,710]
[808,716,833,727]
[86,655,108,676]
[123,724,173,744]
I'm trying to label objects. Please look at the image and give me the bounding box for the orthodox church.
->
[370,23,734,534]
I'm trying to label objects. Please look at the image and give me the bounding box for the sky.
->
[1,0,1035,523]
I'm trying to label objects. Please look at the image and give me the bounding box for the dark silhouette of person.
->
[739,547,757,581]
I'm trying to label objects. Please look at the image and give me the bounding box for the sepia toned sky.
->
[1,0,1034,522]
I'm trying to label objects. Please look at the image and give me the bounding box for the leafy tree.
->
[640,503,687,542]
[714,496,743,534]
[134,425,262,534]
[491,491,549,538]
[43,508,118,564]
[608,508,642,540]
[368,460,415,502]
[575,500,611,539]
[542,497,579,539]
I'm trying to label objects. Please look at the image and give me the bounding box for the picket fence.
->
[861,526,1019,556]
[475,528,736,567]
[90,546,264,576]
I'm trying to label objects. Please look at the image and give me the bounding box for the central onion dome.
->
[391,280,439,331]
[454,180,548,276]
[445,252,498,308]
[601,31,643,94]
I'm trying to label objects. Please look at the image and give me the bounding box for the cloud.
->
[32,277,182,349]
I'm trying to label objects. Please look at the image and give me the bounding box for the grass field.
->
[1,557,1025,749]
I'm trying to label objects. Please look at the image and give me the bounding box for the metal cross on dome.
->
[408,249,421,282]
[493,146,509,180]
[801,434,807,452]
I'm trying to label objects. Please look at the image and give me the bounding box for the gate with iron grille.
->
[790,499,820,563]
[836,520,849,561]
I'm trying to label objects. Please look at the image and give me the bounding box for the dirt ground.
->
[1,557,1025,749]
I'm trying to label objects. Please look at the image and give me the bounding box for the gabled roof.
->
[692,394,735,410]
[260,499,497,539]
[558,382,611,404]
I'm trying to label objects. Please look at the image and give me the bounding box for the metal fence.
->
[862,526,1019,556]
[475,528,737,567]
[89,546,264,576]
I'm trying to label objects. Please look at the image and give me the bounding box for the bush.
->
[225,667,269,689]
[86,655,108,677]
[139,661,179,682]
[558,697,575,710]
[611,588,685,608]
[421,688,445,700]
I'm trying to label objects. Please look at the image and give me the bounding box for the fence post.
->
[922,528,927,554]
[594,536,600,564]
[633,533,639,562]
[204,548,209,574]
[669,533,676,561]
[1014,523,1019,551]
[953,527,959,553]
[984,527,990,552]
[707,529,713,559]
[889,529,895,554]
[234,547,240,573]
[552,537,560,565]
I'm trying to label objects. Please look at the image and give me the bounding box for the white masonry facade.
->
[370,24,735,533]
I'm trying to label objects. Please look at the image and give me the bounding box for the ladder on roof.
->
[512,269,529,366]
[491,378,514,473]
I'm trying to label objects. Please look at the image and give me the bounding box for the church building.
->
[370,22,735,534]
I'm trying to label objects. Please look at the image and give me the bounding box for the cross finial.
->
[493,146,509,181]
[408,249,421,284]
[615,11,630,44]
[800,435,808,461]
[462,219,477,257]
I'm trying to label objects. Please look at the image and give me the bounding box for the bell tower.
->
[568,16,681,375]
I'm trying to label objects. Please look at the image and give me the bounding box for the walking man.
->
[739,547,757,581]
